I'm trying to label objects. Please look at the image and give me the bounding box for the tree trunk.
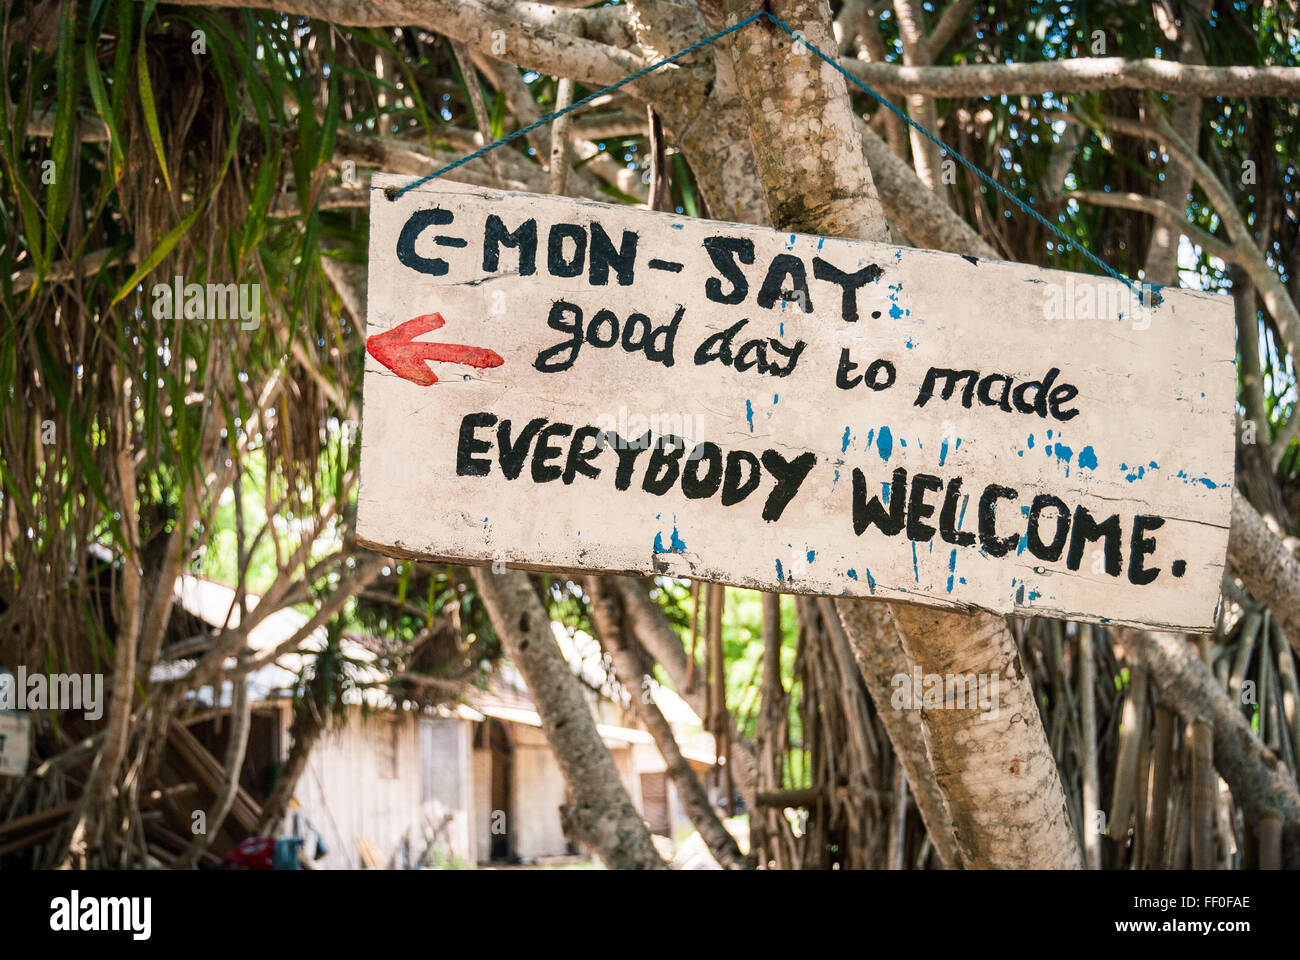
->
[586,577,751,869]
[610,575,760,810]
[60,365,143,866]
[1108,664,1149,842]
[256,680,329,836]
[1078,623,1102,868]
[1228,490,1300,649]
[1142,0,1210,285]
[719,0,889,242]
[472,567,665,869]
[719,0,1079,870]
[889,604,1083,868]
[175,674,252,867]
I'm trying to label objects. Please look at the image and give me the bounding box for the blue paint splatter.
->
[946,549,957,593]
[1054,442,1073,476]
[887,282,910,320]
[939,437,949,466]
[1078,445,1097,470]
[1017,505,1030,555]
[957,494,969,531]
[867,428,875,448]
[1175,469,1218,489]
[775,559,784,580]
[877,426,893,461]
[864,568,876,593]
[846,568,858,580]
[654,533,667,553]
[773,393,779,404]
[905,337,916,349]
[841,426,852,452]
[671,525,686,552]
[882,482,892,501]
[1027,434,1035,449]
[911,542,919,582]
[745,400,754,431]
[806,549,815,563]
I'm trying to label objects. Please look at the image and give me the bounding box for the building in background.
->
[171,575,716,869]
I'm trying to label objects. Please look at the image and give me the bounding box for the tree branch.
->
[142,0,659,93]
[1228,490,1300,650]
[844,57,1300,98]
[1062,190,1235,263]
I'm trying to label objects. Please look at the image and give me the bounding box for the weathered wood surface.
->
[359,174,1234,632]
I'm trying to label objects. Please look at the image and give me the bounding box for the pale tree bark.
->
[451,40,505,187]
[893,0,948,203]
[831,599,961,868]
[471,568,666,869]
[547,76,576,196]
[853,5,908,159]
[1077,623,1102,869]
[1228,491,1300,649]
[859,121,997,257]
[720,0,889,241]
[842,57,1300,98]
[889,605,1082,868]
[632,0,771,225]
[1118,629,1300,868]
[586,577,751,869]
[1142,0,1211,285]
[719,0,1080,870]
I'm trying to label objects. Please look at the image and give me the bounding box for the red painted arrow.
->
[366,313,503,386]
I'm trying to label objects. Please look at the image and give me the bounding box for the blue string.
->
[761,16,1156,303]
[391,11,1152,303]
[390,11,765,198]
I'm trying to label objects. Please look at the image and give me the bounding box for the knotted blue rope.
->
[391,10,1153,303]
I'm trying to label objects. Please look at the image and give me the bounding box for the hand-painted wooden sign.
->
[359,174,1234,632]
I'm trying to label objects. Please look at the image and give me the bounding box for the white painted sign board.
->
[0,712,31,777]
[359,174,1234,632]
